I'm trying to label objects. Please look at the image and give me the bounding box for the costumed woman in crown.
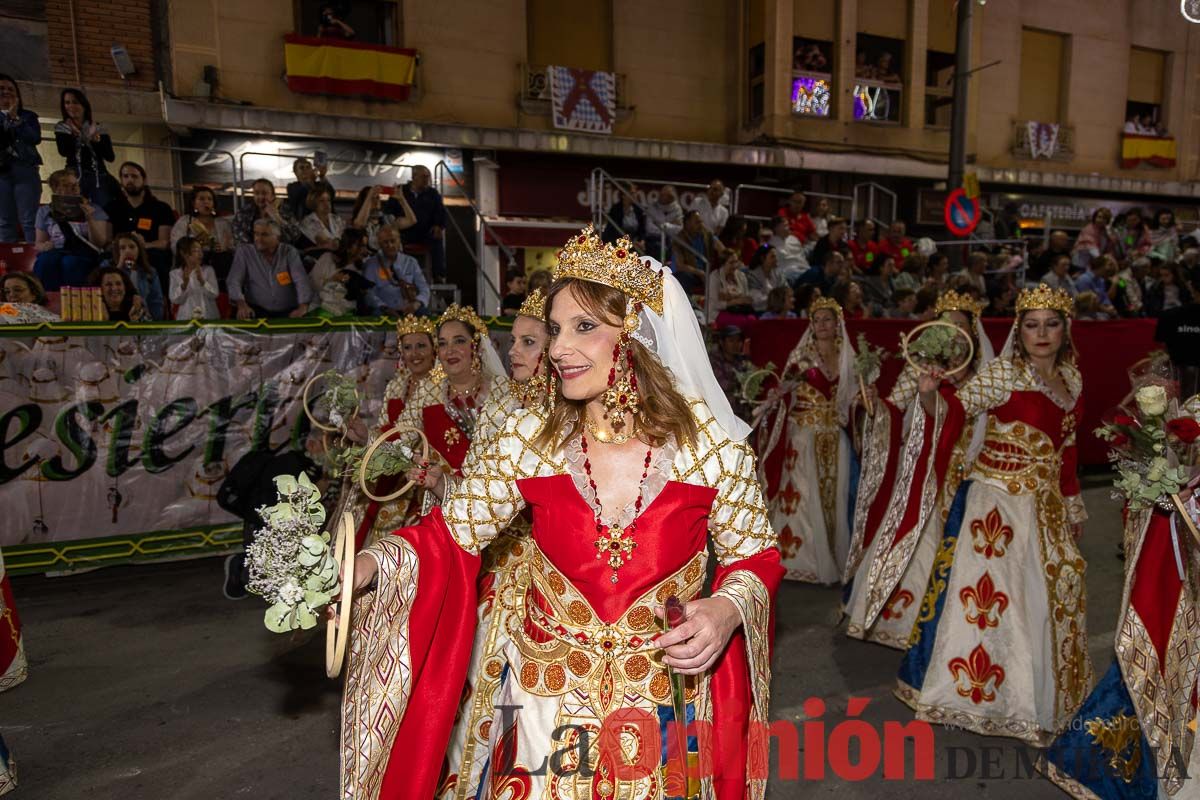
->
[353,314,438,547]
[434,288,553,798]
[339,227,781,800]
[1,548,27,795]
[844,289,995,648]
[895,284,1092,746]
[1040,392,1200,799]
[758,296,857,584]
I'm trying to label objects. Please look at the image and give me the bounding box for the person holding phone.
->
[53,87,117,206]
[33,169,110,291]
[285,156,335,220]
[317,4,355,39]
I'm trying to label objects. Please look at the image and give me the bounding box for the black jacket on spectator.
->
[602,201,646,244]
[217,447,320,549]
[384,186,445,245]
[1032,246,1071,282]
[809,234,851,269]
[286,179,335,220]
[54,124,117,203]
[105,194,176,240]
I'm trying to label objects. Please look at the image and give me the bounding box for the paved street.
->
[2,481,1126,799]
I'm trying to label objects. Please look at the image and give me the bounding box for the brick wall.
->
[45,0,158,91]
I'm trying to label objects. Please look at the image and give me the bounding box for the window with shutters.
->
[1017,28,1067,125]
[1125,47,1167,136]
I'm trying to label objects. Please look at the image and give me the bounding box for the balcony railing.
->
[1011,121,1075,162]
[853,79,902,124]
[519,63,631,117]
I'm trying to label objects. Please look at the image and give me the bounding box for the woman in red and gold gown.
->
[354,314,437,547]
[758,297,857,584]
[1,549,26,794]
[896,284,1092,746]
[844,289,995,648]
[339,228,781,800]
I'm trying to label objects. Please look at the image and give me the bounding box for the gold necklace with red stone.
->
[581,430,653,584]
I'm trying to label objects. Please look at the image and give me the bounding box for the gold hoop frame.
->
[1170,493,1200,548]
[301,373,359,433]
[901,320,976,377]
[356,425,431,502]
[325,510,355,678]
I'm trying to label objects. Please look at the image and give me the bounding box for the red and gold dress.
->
[354,369,426,548]
[340,401,781,800]
[1,549,26,794]
[896,356,1093,745]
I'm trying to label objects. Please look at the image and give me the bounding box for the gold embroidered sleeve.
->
[887,362,920,411]
[442,411,551,553]
[1064,492,1088,525]
[956,358,1014,418]
[708,440,776,565]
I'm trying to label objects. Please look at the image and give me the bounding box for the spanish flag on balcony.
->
[284,35,416,101]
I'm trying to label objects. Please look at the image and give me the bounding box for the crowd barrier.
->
[746,316,1159,467]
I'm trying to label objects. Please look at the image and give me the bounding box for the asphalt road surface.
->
[2,481,1129,799]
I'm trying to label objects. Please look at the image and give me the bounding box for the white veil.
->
[478,333,506,380]
[628,257,752,442]
[783,310,856,425]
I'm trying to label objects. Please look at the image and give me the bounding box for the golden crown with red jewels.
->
[552,226,664,314]
[517,287,546,321]
[1016,284,1075,317]
[934,288,986,317]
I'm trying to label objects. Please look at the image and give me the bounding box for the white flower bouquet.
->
[245,473,341,633]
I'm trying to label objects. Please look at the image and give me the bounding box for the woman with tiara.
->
[896,284,1092,746]
[758,296,857,584]
[339,228,780,800]
[1,548,26,795]
[844,289,995,648]
[353,314,438,546]
[1040,393,1200,799]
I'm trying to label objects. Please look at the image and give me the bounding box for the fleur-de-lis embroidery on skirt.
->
[948,644,1006,704]
[959,572,1009,630]
[970,507,1014,559]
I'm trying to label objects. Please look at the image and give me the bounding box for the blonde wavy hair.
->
[535,279,698,450]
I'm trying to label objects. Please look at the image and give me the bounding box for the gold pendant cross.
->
[594,526,636,583]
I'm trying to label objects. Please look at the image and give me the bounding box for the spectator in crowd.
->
[832,279,870,319]
[170,186,235,262]
[768,217,810,278]
[809,217,851,270]
[855,50,873,79]
[692,179,729,237]
[848,218,878,271]
[645,184,683,261]
[105,161,175,288]
[602,182,646,250]
[1112,256,1147,316]
[300,190,344,256]
[709,324,750,420]
[746,244,788,313]
[874,51,900,84]
[983,282,1016,318]
[318,4,355,39]
[720,216,758,266]
[913,285,939,319]
[761,285,797,319]
[888,287,918,319]
[91,265,149,322]
[894,254,925,292]
[1032,230,1072,281]
[793,284,822,317]
[877,220,914,263]
[796,249,847,297]
[1145,262,1186,317]
[1154,265,1200,397]
[1041,254,1079,297]
[992,202,1022,243]
[810,197,831,238]
[527,268,552,297]
[1075,253,1118,311]
[1073,207,1117,268]
[862,255,897,310]
[1148,209,1180,264]
[106,232,165,320]
[233,179,302,245]
[1075,291,1113,321]
[1114,208,1151,260]
[383,165,447,282]
[2,272,48,308]
[501,270,527,316]
[349,185,415,251]
[228,219,313,319]
[776,190,816,243]
[706,249,754,322]
[363,224,428,316]
[0,75,43,243]
[169,236,220,320]
[286,157,335,220]
[33,169,110,290]
[671,210,715,295]
[54,88,117,206]
[310,228,370,317]
[952,251,988,295]
[925,251,949,288]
